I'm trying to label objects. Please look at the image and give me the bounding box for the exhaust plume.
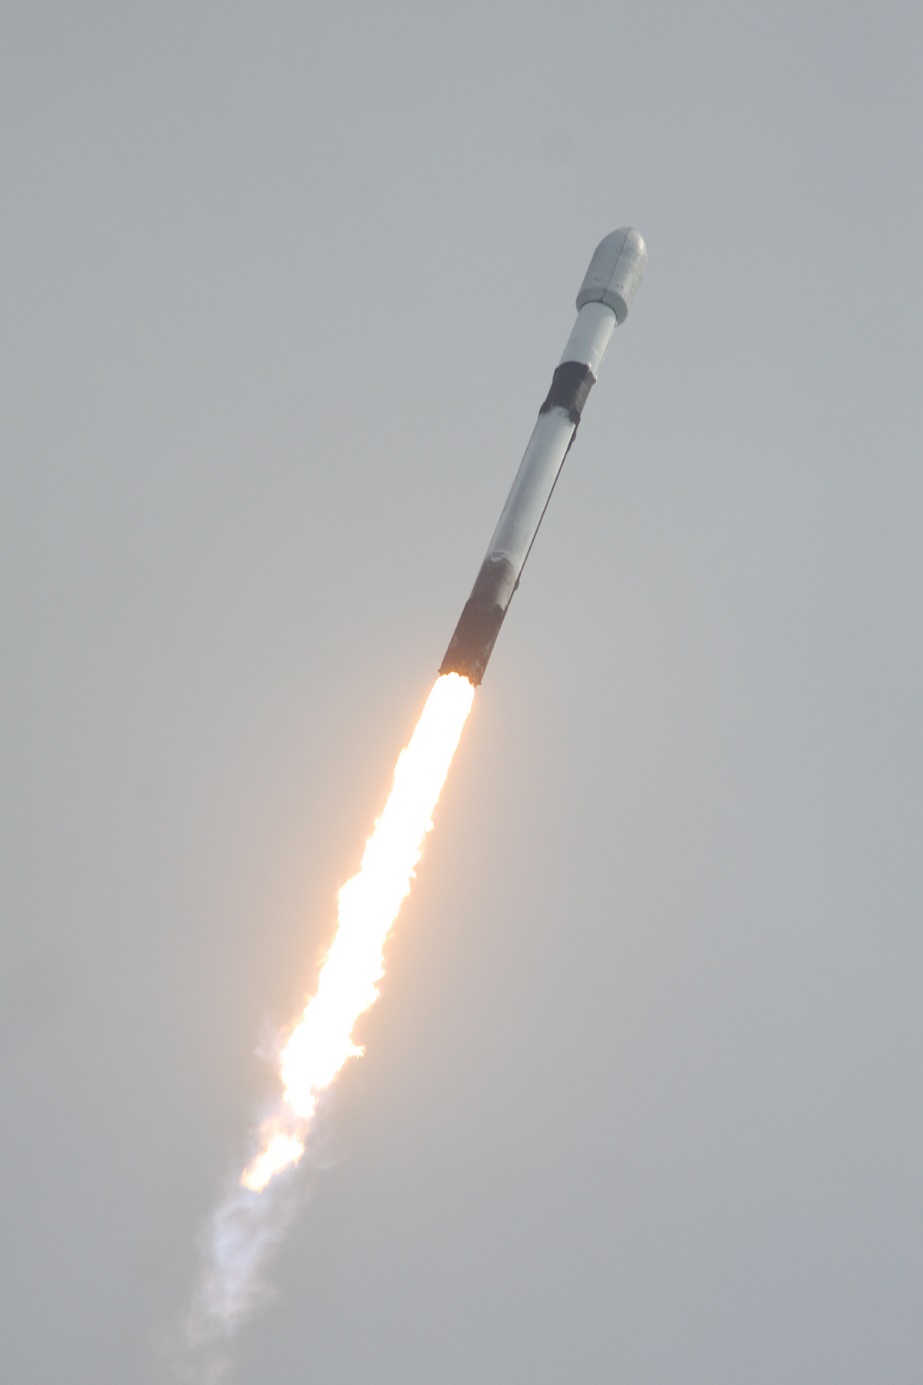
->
[181,673,475,1370]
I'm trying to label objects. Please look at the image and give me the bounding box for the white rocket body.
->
[440,228,646,684]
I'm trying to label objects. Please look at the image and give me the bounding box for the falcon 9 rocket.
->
[439,227,646,685]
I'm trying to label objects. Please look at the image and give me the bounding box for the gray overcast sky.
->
[2,2,922,1382]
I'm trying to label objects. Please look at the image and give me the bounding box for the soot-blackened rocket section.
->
[439,228,647,685]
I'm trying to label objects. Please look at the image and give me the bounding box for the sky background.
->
[2,2,922,1382]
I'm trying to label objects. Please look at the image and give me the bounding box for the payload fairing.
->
[439,227,646,684]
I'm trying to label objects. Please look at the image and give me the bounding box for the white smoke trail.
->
[176,674,475,1376]
[191,1171,295,1340]
[176,1153,304,1383]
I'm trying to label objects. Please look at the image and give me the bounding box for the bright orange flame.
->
[241,673,475,1193]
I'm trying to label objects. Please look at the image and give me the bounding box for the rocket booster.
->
[439,228,646,685]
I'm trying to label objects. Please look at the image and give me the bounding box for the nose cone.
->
[576,227,647,324]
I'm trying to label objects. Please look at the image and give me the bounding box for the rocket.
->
[439,228,646,685]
